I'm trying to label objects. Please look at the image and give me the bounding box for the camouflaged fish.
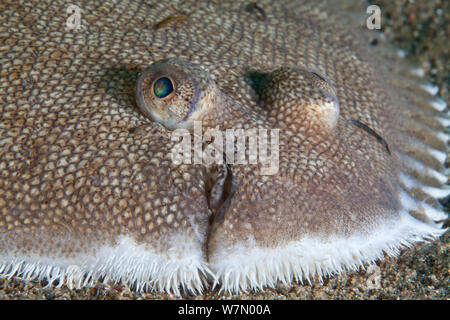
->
[0,0,448,295]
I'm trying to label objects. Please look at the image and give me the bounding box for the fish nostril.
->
[246,70,271,97]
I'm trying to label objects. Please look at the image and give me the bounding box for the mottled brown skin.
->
[137,58,399,253]
[0,0,447,293]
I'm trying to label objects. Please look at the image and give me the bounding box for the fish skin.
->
[0,0,447,295]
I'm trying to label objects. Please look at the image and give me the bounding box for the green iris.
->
[153,77,174,99]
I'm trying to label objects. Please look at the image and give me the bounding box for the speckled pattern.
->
[0,0,448,299]
[371,0,449,100]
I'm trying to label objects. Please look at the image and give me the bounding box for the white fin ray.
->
[421,83,440,96]
[396,49,406,59]
[437,116,450,127]
[394,116,449,150]
[398,151,448,185]
[393,87,446,113]
[399,171,450,199]
[392,131,447,170]
[398,188,448,222]
[0,234,213,296]
[210,209,445,293]
[389,98,448,130]
[427,146,447,165]
[410,67,425,78]
[429,97,448,112]
[388,74,432,94]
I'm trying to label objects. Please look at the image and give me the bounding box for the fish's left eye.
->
[153,77,174,99]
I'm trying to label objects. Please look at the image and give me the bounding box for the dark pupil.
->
[153,77,173,99]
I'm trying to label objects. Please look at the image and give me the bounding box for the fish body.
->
[0,0,448,295]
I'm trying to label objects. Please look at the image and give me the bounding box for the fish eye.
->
[153,77,174,99]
